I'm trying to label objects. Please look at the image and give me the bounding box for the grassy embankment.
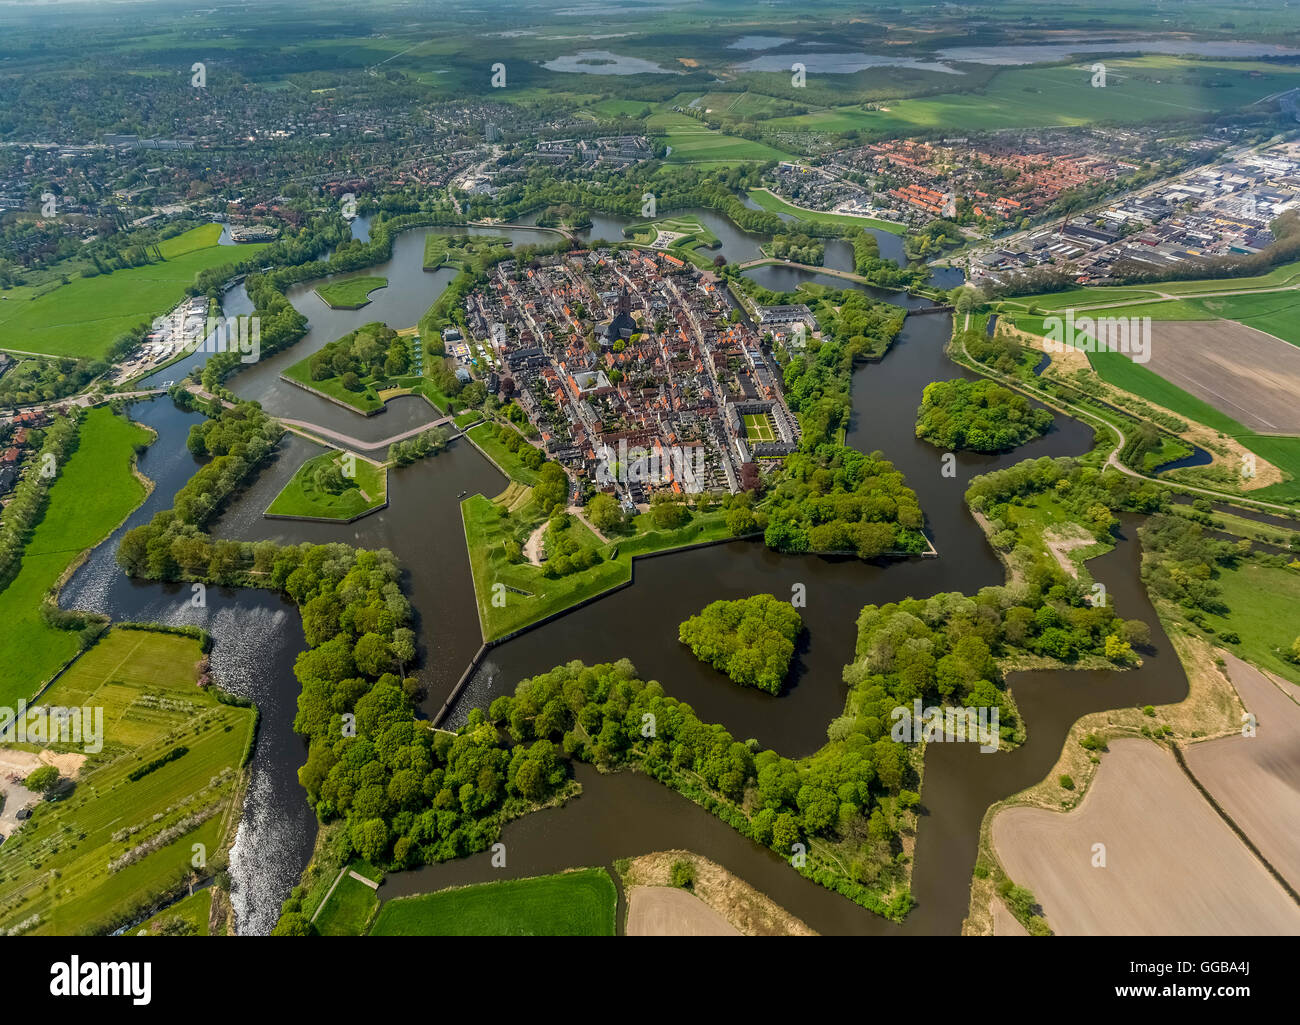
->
[370,869,617,936]
[0,629,255,936]
[0,224,267,359]
[746,187,906,235]
[0,407,153,705]
[264,450,388,520]
[461,424,730,640]
[314,276,388,310]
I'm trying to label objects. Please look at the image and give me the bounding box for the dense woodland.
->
[915,378,1055,453]
[678,594,803,694]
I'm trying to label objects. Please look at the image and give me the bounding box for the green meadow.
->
[0,224,267,359]
[0,407,153,704]
[0,629,255,936]
[766,57,1300,138]
[314,276,388,310]
[265,450,387,521]
[370,869,617,936]
[746,188,907,234]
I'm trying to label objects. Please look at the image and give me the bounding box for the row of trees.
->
[0,411,77,592]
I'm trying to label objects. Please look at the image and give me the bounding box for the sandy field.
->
[992,738,1300,934]
[1184,651,1300,892]
[626,886,743,936]
[1143,320,1300,435]
[992,900,1030,936]
[620,850,814,935]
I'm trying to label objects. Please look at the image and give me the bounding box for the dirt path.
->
[523,522,547,566]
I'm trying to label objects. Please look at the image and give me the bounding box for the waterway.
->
[56,209,1188,935]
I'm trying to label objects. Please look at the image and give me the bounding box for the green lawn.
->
[0,224,267,359]
[313,871,380,936]
[660,126,794,164]
[135,888,215,936]
[282,357,384,413]
[265,450,387,520]
[466,422,543,486]
[369,869,616,936]
[0,407,153,704]
[1201,560,1300,686]
[0,629,255,936]
[462,490,732,641]
[314,276,388,310]
[747,188,906,235]
[744,412,777,442]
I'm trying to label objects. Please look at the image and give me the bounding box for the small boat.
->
[457,490,467,498]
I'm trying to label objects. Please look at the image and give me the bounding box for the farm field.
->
[369,869,617,936]
[265,450,387,521]
[1193,291,1300,348]
[1184,652,1300,890]
[0,629,255,936]
[0,407,153,705]
[991,738,1300,935]
[625,886,741,936]
[655,116,795,164]
[0,224,267,359]
[1131,320,1300,435]
[314,276,388,310]
[1008,315,1300,503]
[764,57,1300,138]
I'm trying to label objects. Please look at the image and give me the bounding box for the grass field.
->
[313,871,380,936]
[462,490,732,641]
[0,629,255,936]
[744,412,776,442]
[765,57,1300,139]
[265,450,387,520]
[746,188,906,235]
[657,120,795,164]
[0,224,267,359]
[466,423,543,486]
[369,869,617,936]
[135,887,215,936]
[1193,292,1300,348]
[1201,560,1300,686]
[0,407,153,704]
[282,357,385,413]
[314,276,388,310]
